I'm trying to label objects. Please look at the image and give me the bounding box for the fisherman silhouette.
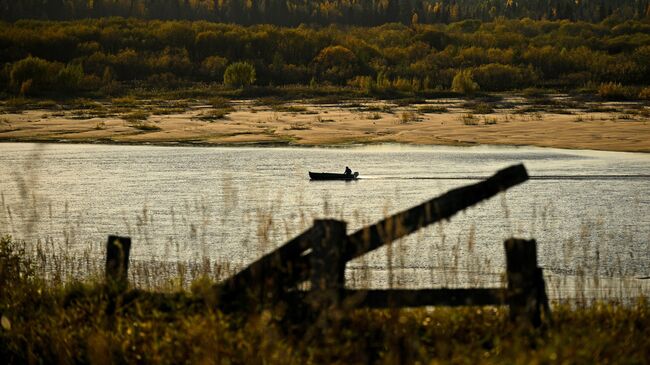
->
[344,166,352,175]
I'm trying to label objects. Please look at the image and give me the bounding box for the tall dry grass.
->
[1,147,649,363]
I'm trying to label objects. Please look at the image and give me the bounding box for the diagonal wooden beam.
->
[344,163,529,261]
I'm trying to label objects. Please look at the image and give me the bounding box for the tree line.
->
[1,18,650,97]
[1,0,649,25]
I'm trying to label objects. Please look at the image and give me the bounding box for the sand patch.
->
[1,97,648,152]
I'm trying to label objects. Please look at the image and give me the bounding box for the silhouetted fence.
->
[105,164,551,327]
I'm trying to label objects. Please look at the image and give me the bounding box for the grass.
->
[130,122,162,131]
[3,97,33,111]
[208,96,232,109]
[417,105,448,113]
[368,112,382,120]
[34,100,60,109]
[398,111,419,124]
[122,111,150,123]
[1,149,649,364]
[194,109,231,122]
[364,105,394,113]
[483,116,498,125]
[286,122,311,130]
[461,113,479,125]
[112,96,138,106]
[0,234,648,364]
[271,104,309,113]
[470,102,495,114]
[394,97,427,106]
[598,82,631,101]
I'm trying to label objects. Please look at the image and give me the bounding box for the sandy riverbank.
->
[1,97,649,152]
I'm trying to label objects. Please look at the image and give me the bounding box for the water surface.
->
[1,143,648,299]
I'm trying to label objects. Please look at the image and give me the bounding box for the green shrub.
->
[223,62,256,88]
[451,69,479,95]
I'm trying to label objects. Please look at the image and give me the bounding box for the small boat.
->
[309,171,359,180]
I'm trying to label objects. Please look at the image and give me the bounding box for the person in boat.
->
[344,166,352,175]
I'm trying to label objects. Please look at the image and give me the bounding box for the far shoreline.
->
[1,95,649,153]
[2,137,649,155]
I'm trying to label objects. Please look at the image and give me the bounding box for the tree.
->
[312,45,359,84]
[451,69,479,94]
[223,61,256,88]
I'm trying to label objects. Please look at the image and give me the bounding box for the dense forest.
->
[1,0,650,25]
[2,17,650,97]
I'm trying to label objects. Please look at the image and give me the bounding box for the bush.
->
[472,63,536,91]
[223,62,256,88]
[637,87,650,100]
[597,82,628,100]
[451,69,479,95]
[56,64,85,91]
[10,56,58,94]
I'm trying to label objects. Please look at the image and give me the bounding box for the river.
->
[1,143,648,300]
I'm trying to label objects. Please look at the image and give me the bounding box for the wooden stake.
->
[105,235,131,291]
[505,238,543,327]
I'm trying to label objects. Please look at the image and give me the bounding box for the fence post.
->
[105,235,131,292]
[309,219,347,312]
[505,238,548,328]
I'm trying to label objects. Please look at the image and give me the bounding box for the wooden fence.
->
[105,164,551,327]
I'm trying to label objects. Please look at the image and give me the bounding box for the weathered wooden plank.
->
[344,164,529,262]
[345,289,506,308]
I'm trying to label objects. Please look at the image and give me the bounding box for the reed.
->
[0,151,648,363]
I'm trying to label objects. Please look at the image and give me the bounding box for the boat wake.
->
[359,175,650,181]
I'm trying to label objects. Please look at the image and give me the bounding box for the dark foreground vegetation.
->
[2,17,650,100]
[1,235,649,364]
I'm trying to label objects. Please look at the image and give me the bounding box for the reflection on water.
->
[0,143,648,299]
